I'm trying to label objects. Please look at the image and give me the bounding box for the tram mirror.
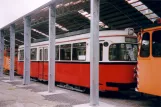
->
[103,42,108,47]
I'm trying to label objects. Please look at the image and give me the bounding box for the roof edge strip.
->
[0,0,60,30]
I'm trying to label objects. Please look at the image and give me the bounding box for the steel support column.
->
[10,24,15,81]
[48,3,56,93]
[0,30,4,77]
[90,0,100,106]
[23,16,31,85]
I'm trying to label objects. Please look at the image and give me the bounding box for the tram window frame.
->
[152,30,161,57]
[31,48,37,61]
[19,49,24,61]
[56,45,59,60]
[60,44,71,60]
[72,42,86,61]
[140,32,150,57]
[109,43,138,61]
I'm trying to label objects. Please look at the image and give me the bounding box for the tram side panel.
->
[16,29,137,91]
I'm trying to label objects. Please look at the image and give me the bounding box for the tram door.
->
[43,47,48,80]
[38,47,48,80]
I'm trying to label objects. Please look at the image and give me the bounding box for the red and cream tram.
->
[17,28,137,91]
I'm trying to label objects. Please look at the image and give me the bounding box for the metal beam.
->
[23,16,31,85]
[10,24,15,81]
[48,3,56,92]
[90,0,100,106]
[0,30,4,77]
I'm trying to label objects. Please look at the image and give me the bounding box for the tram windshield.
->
[109,43,137,61]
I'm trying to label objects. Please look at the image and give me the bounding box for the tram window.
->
[152,30,161,57]
[44,48,48,61]
[39,49,43,61]
[31,48,37,60]
[19,50,24,60]
[72,42,86,61]
[140,32,150,57]
[60,44,71,60]
[56,45,59,60]
[109,43,137,61]
[100,43,103,61]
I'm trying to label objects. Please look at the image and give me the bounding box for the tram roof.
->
[1,0,161,48]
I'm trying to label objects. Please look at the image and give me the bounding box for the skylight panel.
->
[125,0,160,22]
[78,9,109,28]
[131,1,142,7]
[135,5,147,11]
[140,9,153,15]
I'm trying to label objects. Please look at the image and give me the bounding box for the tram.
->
[3,49,18,73]
[17,28,137,92]
[136,19,161,96]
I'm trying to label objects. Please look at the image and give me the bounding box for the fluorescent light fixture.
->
[78,9,109,28]
[15,39,24,43]
[125,0,160,22]
[4,39,9,42]
[56,23,69,31]
[32,28,49,37]
[4,39,19,46]
[20,33,36,40]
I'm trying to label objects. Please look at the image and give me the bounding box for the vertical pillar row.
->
[10,24,15,81]
[23,16,31,85]
[0,30,4,77]
[90,0,100,106]
[48,3,56,93]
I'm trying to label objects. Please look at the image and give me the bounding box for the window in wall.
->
[39,49,43,61]
[109,43,137,61]
[19,50,24,60]
[140,32,150,57]
[152,30,161,57]
[72,42,86,61]
[60,44,71,60]
[31,48,37,60]
[44,48,48,61]
[56,45,59,60]
[100,43,103,61]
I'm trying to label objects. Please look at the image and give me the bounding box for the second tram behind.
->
[136,20,161,96]
[17,28,137,91]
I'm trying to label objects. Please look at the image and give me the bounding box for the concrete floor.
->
[0,75,160,107]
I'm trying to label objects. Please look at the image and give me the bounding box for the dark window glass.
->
[60,44,71,60]
[31,48,37,60]
[44,48,48,61]
[19,50,24,60]
[109,43,137,61]
[152,30,161,57]
[100,43,103,61]
[56,46,59,60]
[140,32,150,57]
[39,49,43,61]
[72,42,86,61]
